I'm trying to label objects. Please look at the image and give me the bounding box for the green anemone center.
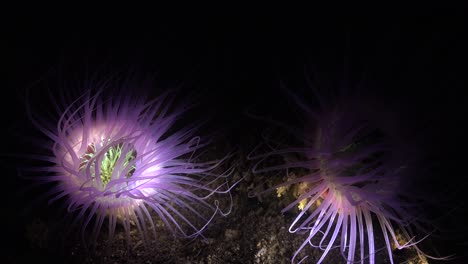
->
[79,142,137,187]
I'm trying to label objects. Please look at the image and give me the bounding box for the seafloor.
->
[14,141,425,264]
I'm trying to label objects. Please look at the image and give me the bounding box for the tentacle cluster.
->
[27,86,237,245]
[250,89,446,263]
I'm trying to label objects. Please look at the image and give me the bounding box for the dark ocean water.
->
[4,10,468,264]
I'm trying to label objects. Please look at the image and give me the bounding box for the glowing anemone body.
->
[28,87,234,245]
[251,90,441,264]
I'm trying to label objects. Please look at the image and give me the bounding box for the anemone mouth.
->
[78,140,138,187]
[61,121,163,205]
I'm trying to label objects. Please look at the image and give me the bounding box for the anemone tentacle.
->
[250,88,446,263]
[26,83,238,246]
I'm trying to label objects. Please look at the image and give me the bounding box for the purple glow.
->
[250,90,447,263]
[27,86,236,246]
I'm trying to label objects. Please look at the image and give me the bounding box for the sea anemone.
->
[249,86,447,263]
[24,79,236,247]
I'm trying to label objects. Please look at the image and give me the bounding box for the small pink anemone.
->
[250,88,448,263]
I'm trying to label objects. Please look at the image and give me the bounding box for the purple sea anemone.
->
[250,87,448,263]
[24,80,236,247]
